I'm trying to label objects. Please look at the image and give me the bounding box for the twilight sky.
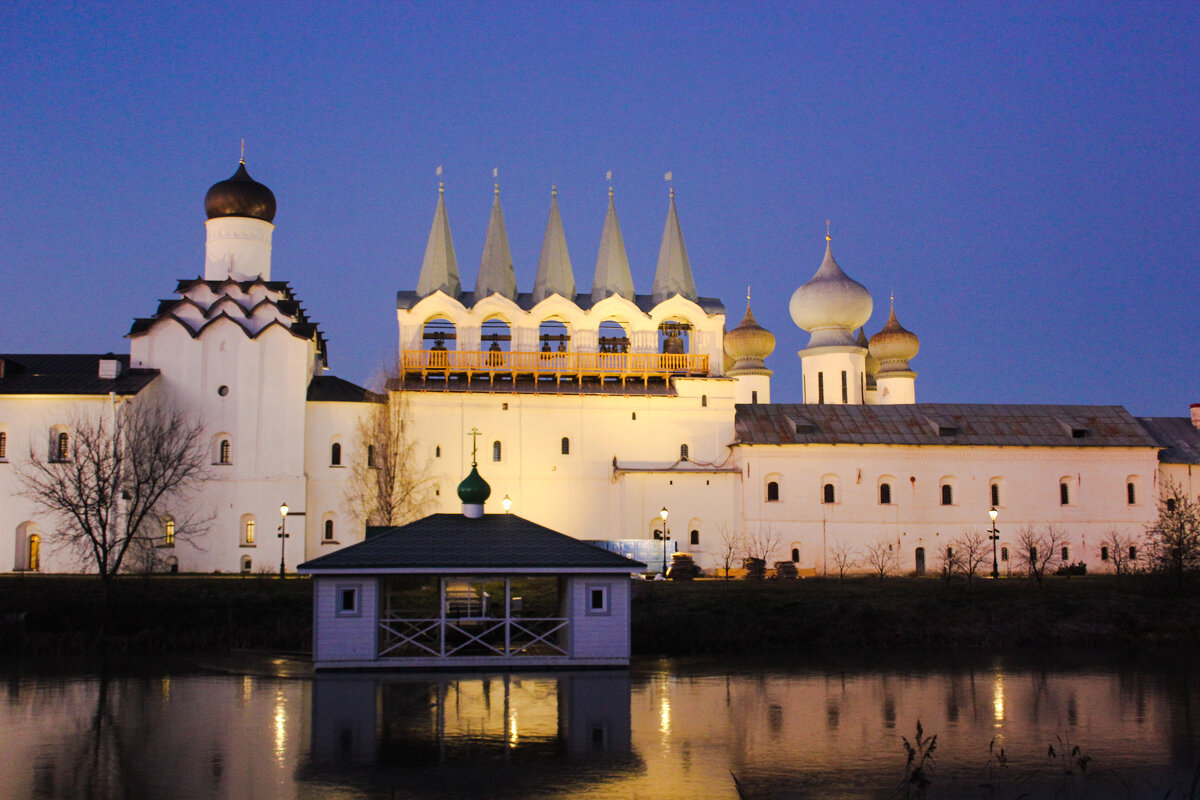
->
[2,2,1196,416]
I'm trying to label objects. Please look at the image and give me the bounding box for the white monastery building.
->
[2,161,1198,577]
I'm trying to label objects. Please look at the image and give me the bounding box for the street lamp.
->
[659,506,670,576]
[279,502,289,578]
[502,494,512,513]
[988,506,1000,579]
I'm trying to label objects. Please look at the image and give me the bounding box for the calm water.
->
[1,651,1198,799]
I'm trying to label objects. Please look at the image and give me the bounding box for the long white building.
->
[2,162,1197,576]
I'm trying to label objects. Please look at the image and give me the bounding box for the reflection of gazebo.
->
[299,513,643,670]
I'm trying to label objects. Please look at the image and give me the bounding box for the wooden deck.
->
[401,349,709,386]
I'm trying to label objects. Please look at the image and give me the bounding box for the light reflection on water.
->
[0,652,1198,799]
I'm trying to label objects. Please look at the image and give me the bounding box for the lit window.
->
[991,483,1000,507]
[244,518,256,545]
[0,431,7,459]
[56,431,69,461]
[823,483,835,504]
[324,520,334,541]
[493,441,502,462]
[767,481,780,502]
[879,483,892,505]
[330,442,341,466]
[561,437,570,455]
[1127,482,1136,504]
[941,485,953,506]
[163,519,175,547]
[219,439,231,465]
[1060,482,1070,505]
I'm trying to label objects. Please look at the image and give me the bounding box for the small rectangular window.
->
[991,483,1000,507]
[1129,546,1138,561]
[1000,546,1009,562]
[586,584,610,615]
[841,371,848,404]
[1060,483,1070,505]
[1101,546,1109,561]
[1061,546,1069,561]
[336,584,361,617]
[818,373,825,404]
[751,391,758,404]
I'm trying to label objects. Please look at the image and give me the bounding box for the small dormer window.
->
[794,421,815,434]
[938,425,957,437]
[1071,427,1089,439]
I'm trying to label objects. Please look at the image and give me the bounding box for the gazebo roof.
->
[299,513,645,574]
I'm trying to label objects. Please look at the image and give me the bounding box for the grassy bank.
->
[3,573,1200,657]
[632,575,1200,654]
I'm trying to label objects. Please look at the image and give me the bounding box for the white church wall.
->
[303,399,377,558]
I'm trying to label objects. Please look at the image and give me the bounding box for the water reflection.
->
[0,653,1198,799]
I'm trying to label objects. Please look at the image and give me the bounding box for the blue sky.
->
[2,2,1196,415]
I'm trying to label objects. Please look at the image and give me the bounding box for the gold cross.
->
[467,427,481,465]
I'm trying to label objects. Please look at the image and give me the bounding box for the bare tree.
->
[954,529,991,588]
[743,526,785,564]
[863,537,899,583]
[1146,480,1200,589]
[716,523,743,580]
[1099,526,1138,576]
[344,389,437,528]
[17,400,209,589]
[936,541,962,585]
[828,539,859,581]
[1015,524,1066,586]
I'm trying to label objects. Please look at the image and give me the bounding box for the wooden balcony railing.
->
[401,349,710,383]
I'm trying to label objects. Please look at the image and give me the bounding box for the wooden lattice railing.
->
[401,350,708,380]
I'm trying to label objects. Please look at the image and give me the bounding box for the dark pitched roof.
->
[735,403,1161,448]
[299,513,645,572]
[306,375,382,403]
[1138,417,1200,464]
[0,354,158,396]
[397,290,725,316]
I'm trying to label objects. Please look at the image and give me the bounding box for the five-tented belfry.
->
[2,160,1197,576]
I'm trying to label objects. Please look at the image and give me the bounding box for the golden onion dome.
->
[724,301,775,374]
[868,303,920,372]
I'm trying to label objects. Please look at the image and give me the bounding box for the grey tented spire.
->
[532,186,575,303]
[474,184,518,302]
[651,187,698,304]
[416,184,461,298]
[591,187,635,303]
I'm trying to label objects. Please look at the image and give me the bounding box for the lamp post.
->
[659,506,670,576]
[988,506,1000,579]
[502,494,512,513]
[278,502,289,578]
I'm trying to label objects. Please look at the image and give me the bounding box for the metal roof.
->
[306,375,381,403]
[299,513,646,572]
[1138,417,1200,464]
[734,403,1161,449]
[0,354,158,396]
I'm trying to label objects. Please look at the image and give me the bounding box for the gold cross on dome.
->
[467,427,481,465]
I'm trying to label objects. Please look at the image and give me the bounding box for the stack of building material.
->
[667,552,702,580]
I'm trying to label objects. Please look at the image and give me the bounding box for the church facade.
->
[1,162,1196,576]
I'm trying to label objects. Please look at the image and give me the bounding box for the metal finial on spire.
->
[890,288,895,310]
[240,138,245,164]
[552,184,557,199]
[826,219,831,241]
[747,285,751,303]
[467,427,481,466]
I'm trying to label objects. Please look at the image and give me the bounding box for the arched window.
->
[766,481,780,502]
[240,556,253,573]
[435,445,441,458]
[823,483,835,504]
[701,395,707,407]
[680,444,689,461]
[1129,546,1138,561]
[561,437,570,455]
[791,547,799,562]
[219,439,231,465]
[493,441,502,462]
[163,518,175,547]
[1000,546,1009,562]
[690,529,700,546]
[1100,546,1109,561]
[241,515,256,546]
[165,556,179,574]
[991,483,1001,507]
[1060,482,1070,505]
[1061,546,1070,561]
[324,520,335,541]
[1127,482,1136,505]
[56,431,69,461]
[879,483,892,505]
[330,442,341,466]
[941,485,953,506]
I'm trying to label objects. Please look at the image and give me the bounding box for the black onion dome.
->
[204,162,276,222]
